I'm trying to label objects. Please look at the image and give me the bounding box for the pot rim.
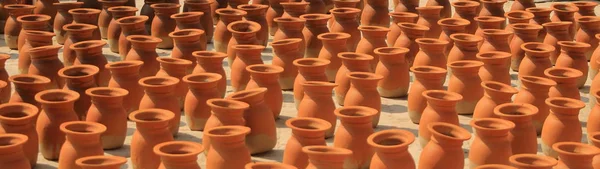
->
[231,44,266,51]
[170,11,203,19]
[58,65,100,79]
[59,121,107,136]
[128,108,175,124]
[481,29,513,36]
[182,73,222,84]
[227,20,262,34]
[24,30,56,37]
[334,106,378,119]
[204,125,251,138]
[107,6,138,13]
[138,76,180,88]
[470,118,515,132]
[115,15,149,25]
[551,3,580,13]
[545,97,585,110]
[374,47,410,56]
[480,0,507,4]
[52,2,84,7]
[246,64,284,75]
[437,18,471,27]
[451,1,480,8]
[192,51,227,59]
[447,60,484,69]
[427,122,472,141]
[293,58,330,67]
[70,40,107,51]
[525,7,553,13]
[576,16,600,23]
[98,0,128,4]
[541,21,572,28]
[227,87,268,100]
[388,11,419,18]
[346,72,383,81]
[157,57,193,66]
[520,42,555,54]
[302,81,338,88]
[302,145,353,156]
[62,23,98,32]
[493,103,539,118]
[153,141,204,158]
[449,33,484,43]
[0,133,28,148]
[410,66,447,74]
[271,38,303,46]
[422,90,463,102]
[474,16,505,23]
[589,132,600,145]
[285,117,332,133]
[215,8,247,16]
[299,13,332,21]
[398,23,430,31]
[519,75,557,87]
[505,10,534,20]
[3,4,35,10]
[338,52,374,61]
[358,25,390,32]
[126,35,163,44]
[75,155,127,168]
[9,74,51,85]
[68,8,101,15]
[150,3,181,9]
[168,29,205,38]
[206,98,249,110]
[481,81,518,94]
[415,38,449,45]
[245,162,296,169]
[105,60,144,70]
[329,7,361,14]
[85,87,129,98]
[0,102,39,122]
[552,142,600,156]
[317,32,351,40]
[366,129,415,149]
[508,154,558,167]
[572,1,598,8]
[476,51,512,61]
[16,14,51,23]
[543,67,584,80]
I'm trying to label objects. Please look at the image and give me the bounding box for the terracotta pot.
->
[513,75,556,134]
[3,4,35,49]
[35,89,79,160]
[140,0,164,32]
[265,0,286,36]
[360,0,388,27]
[303,145,353,169]
[246,162,298,169]
[447,60,484,115]
[227,21,262,68]
[418,122,471,169]
[71,40,110,87]
[246,64,283,119]
[468,118,515,168]
[540,97,585,158]
[230,45,264,92]
[106,6,137,53]
[105,61,144,114]
[156,57,193,107]
[473,81,517,119]
[479,0,507,18]
[138,76,180,136]
[418,90,462,147]
[150,3,179,49]
[550,3,578,39]
[283,117,331,169]
[239,4,269,46]
[27,45,65,89]
[116,16,149,60]
[518,42,555,79]
[214,9,246,55]
[494,103,539,155]
[329,7,361,52]
[573,1,598,21]
[97,0,127,40]
[18,31,53,75]
[437,18,469,55]
[85,87,128,150]
[52,2,83,44]
[451,1,479,34]
[387,12,418,47]
[171,12,209,45]
[280,1,308,18]
[447,33,483,64]
[413,38,449,70]
[424,0,451,18]
[0,103,39,167]
[205,126,252,169]
[393,23,429,66]
[392,0,417,12]
[8,74,50,107]
[407,66,446,124]
[183,1,214,42]
[62,23,98,66]
[170,22,207,56]
[0,134,30,169]
[509,153,557,169]
[270,39,302,90]
[182,73,221,131]
[505,11,534,41]
[344,72,383,127]
[552,142,600,169]
[316,33,349,81]
[68,8,101,40]
[226,88,277,154]
[58,65,99,120]
[416,6,443,38]
[510,0,535,12]
[192,51,228,97]
[575,16,600,61]
[374,47,409,98]
[273,17,306,58]
[476,51,512,85]
[526,7,552,41]
[544,67,583,100]
[76,155,127,169]
[202,98,248,153]
[153,141,203,169]
[297,81,337,138]
[591,133,600,167]
[57,121,106,169]
[125,35,162,78]
[300,14,331,58]
[334,52,373,104]
[473,16,505,45]
[589,92,600,144]
[480,29,512,54]
[333,106,377,168]
[17,14,51,50]
[129,108,175,169]
[292,58,330,108]
[590,38,600,83]
[356,26,389,70]
[34,0,58,24]
[367,129,415,169]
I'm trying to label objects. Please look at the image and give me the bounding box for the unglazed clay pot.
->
[3,4,35,49]
[393,23,429,66]
[182,73,222,131]
[590,91,600,144]
[246,162,298,169]
[170,12,208,44]
[447,60,484,115]
[57,121,106,169]
[214,9,246,55]
[505,11,534,40]
[273,17,306,58]
[283,117,331,169]
[139,0,162,32]
[192,51,227,97]
[17,14,51,51]
[27,45,65,89]
[413,38,449,70]
[542,21,573,64]
[418,90,462,147]
[280,1,308,18]
[292,58,330,108]
[97,0,127,40]
[424,0,450,18]
[334,52,373,104]
[205,126,252,169]
[333,106,377,169]
[451,1,479,34]
[317,33,349,81]
[62,23,98,66]
[71,40,110,87]
[156,57,193,107]
[0,103,39,167]
[265,0,286,36]
[473,81,518,119]
[476,51,512,85]
[468,118,515,168]
[53,2,83,44]
[76,155,127,169]
[297,81,337,138]
[68,8,101,40]
[58,65,99,120]
[473,16,505,44]
[230,45,265,92]
[153,141,204,169]
[35,89,79,160]
[116,16,149,60]
[574,16,600,61]
[303,145,353,169]
[544,67,583,99]
[479,0,507,18]
[170,29,207,63]
[555,41,590,88]
[8,74,50,107]
[105,61,144,114]
[550,3,578,39]
[202,98,248,153]
[0,134,30,169]
[518,42,555,79]
[271,38,303,89]
[360,0,388,27]
[329,7,361,52]
[447,33,483,64]
[419,122,471,169]
[344,72,383,127]
[300,14,331,58]
[356,26,389,70]
[392,0,417,12]
[85,87,128,150]
[552,142,600,169]
[239,4,268,46]
[480,29,512,54]
[513,76,556,134]
[437,18,469,55]
[416,6,443,38]
[387,12,418,47]
[540,97,585,158]
[227,88,277,154]
[106,6,137,53]
[494,103,539,155]
[227,21,262,68]
[183,1,214,43]
[150,3,180,49]
[138,76,180,136]
[18,30,54,75]
[246,65,284,119]
[374,47,409,98]
[526,7,552,41]
[33,0,58,25]
[590,36,600,82]
[407,66,446,124]
[573,1,598,21]
[592,133,600,167]
[125,35,162,78]
[509,152,557,169]
[510,0,535,12]
[129,108,175,169]
[367,129,415,169]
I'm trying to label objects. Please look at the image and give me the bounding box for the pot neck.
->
[342,60,372,72]
[121,24,147,35]
[65,133,102,144]
[26,36,54,47]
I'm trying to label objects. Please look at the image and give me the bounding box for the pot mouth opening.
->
[428,123,471,140]
[0,134,27,147]
[184,73,222,83]
[452,1,479,7]
[544,67,583,79]
[192,51,227,58]
[474,16,505,22]
[130,109,175,122]
[551,3,579,12]
[335,106,377,118]
[37,90,80,103]
[293,59,330,67]
[106,61,143,69]
[60,65,99,78]
[127,35,163,43]
[151,3,181,8]
[448,60,484,69]
[521,43,555,53]
[116,16,148,24]
[287,118,331,131]
[423,90,463,102]
[215,9,246,16]
[108,6,137,12]
[520,76,556,87]
[347,72,383,80]
[415,38,448,45]
[207,99,249,110]
[17,14,51,22]
[232,44,265,51]
[206,126,250,137]
[300,14,330,20]
[155,141,203,157]
[25,30,56,37]
[481,0,507,3]
[476,51,512,60]
[139,77,179,87]
[506,11,534,19]
[510,154,557,166]
[573,1,598,7]
[368,130,414,148]
[398,23,430,31]
[61,121,106,135]
[76,156,127,167]
[228,21,261,33]
[302,146,353,155]
[545,97,585,109]
[416,6,444,10]
[577,16,600,23]
[271,38,303,46]
[86,87,129,98]
[410,66,447,74]
[358,26,390,32]
[482,29,513,35]
[450,33,483,42]
[169,29,204,37]
[374,47,410,55]
[552,142,600,156]
[338,52,374,61]
[591,132,600,143]
[69,8,101,14]
[317,33,351,40]
[542,21,572,28]
[494,103,538,117]
[228,88,267,100]
[481,81,518,94]
[10,74,51,84]
[63,23,97,31]
[4,4,35,9]
[171,12,202,18]
[389,11,419,18]
[330,7,361,14]
[438,18,470,26]
[303,81,337,88]
[471,118,515,131]
[0,103,38,120]
[157,57,193,65]
[71,40,107,50]
[558,41,591,49]
[246,64,284,74]
[238,4,268,10]
[274,17,305,23]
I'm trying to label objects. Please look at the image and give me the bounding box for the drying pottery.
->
[360,0,389,27]
[418,122,471,169]
[57,121,106,169]
[116,16,149,60]
[303,145,353,169]
[480,29,512,54]
[182,73,222,131]
[97,0,127,40]
[416,6,443,38]
[214,9,246,56]
[513,75,556,134]
[62,23,98,66]
[129,108,175,169]
[246,64,284,119]
[153,141,204,169]
[334,52,373,104]
[76,156,127,169]
[192,51,228,97]
[27,45,65,89]
[550,3,578,38]
[447,60,484,115]
[343,72,383,127]
[125,35,162,78]
[473,16,505,45]
[202,98,248,153]
[473,81,518,119]
[393,23,429,66]
[367,129,415,169]
[451,1,479,34]
[479,0,507,18]
[18,30,54,74]
[182,1,214,43]
[413,38,449,70]
[8,74,50,107]
[300,14,331,59]
[542,21,573,64]
[156,57,193,107]
[17,14,51,51]
[552,142,600,169]
[271,38,303,89]
[476,51,512,84]
[227,20,262,69]
[333,106,377,169]
[417,90,462,147]
[510,0,535,12]
[58,65,99,120]
[68,8,101,40]
[85,87,128,150]
[106,6,136,53]
[138,76,181,136]
[555,41,590,88]
[150,3,180,49]
[541,97,585,158]
[238,4,268,46]
[35,89,79,160]
[544,67,583,99]
[292,58,330,108]
[273,17,306,58]
[517,42,555,79]
[329,7,361,52]
[509,154,557,169]
[437,18,469,55]
[424,0,451,18]
[494,103,539,155]
[387,12,418,46]
[374,47,410,98]
[0,134,30,169]
[0,103,39,167]
[297,81,337,138]
[407,66,447,124]
[205,126,252,169]
[71,40,111,86]
[53,2,83,44]
[526,7,552,41]
[468,118,515,168]
[3,4,35,49]
[283,117,331,169]
[447,33,483,63]
[230,45,265,92]
[356,26,389,70]
[105,61,144,114]
[317,33,349,81]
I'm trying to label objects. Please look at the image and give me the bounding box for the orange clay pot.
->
[329,8,361,52]
[437,18,468,55]
[116,16,149,60]
[125,35,162,78]
[271,38,303,89]
[550,3,578,39]
[62,23,98,66]
[192,51,227,97]
[367,129,415,169]
[76,155,127,169]
[494,103,539,155]
[8,74,50,108]
[0,55,8,104]
[374,47,409,98]
[510,0,535,12]
[542,21,573,64]
[169,29,207,70]
[407,66,446,124]
[280,1,308,18]
[317,33,349,81]
[202,98,249,153]
[541,97,585,158]
[468,118,515,168]
[68,8,101,40]
[513,76,556,134]
[413,38,449,70]
[591,133,600,168]
[246,64,284,119]
[447,60,484,115]
[360,0,388,27]
[517,42,555,79]
[574,16,600,61]
[230,45,265,92]
[246,162,298,169]
[57,121,106,169]
[509,154,557,169]
[526,7,552,40]
[552,142,600,169]
[474,16,506,47]
[58,65,99,120]
[214,9,246,56]
[98,0,127,40]
[418,90,462,147]
[170,12,207,44]
[18,30,54,75]
[227,88,277,154]
[473,81,518,119]
[27,45,65,89]
[153,141,203,169]
[106,6,137,53]
[105,61,144,115]
[333,106,377,169]
[85,87,129,150]
[476,51,512,85]
[0,103,39,167]
[298,81,337,138]
[265,0,285,35]
[0,134,30,169]
[590,35,600,81]
[35,89,79,160]
[273,17,306,58]
[416,6,443,38]
[138,76,180,136]
[53,2,83,44]
[555,41,590,88]
[293,58,330,108]
[205,126,252,169]
[16,14,51,50]
[283,117,332,169]
[589,91,600,143]
[71,40,110,87]
[451,1,479,34]
[150,3,180,49]
[393,23,429,66]
[227,21,262,68]
[387,12,418,47]
[3,4,35,50]
[418,122,471,169]
[334,52,373,104]
[356,26,389,70]
[480,29,512,54]
[573,1,598,21]
[505,11,534,40]
[129,108,175,169]
[447,33,483,64]
[239,4,269,46]
[544,67,583,99]
[156,57,193,107]
[182,73,222,131]
[300,14,331,59]
[424,0,451,18]
[303,145,353,169]
[344,72,383,127]
[183,1,214,43]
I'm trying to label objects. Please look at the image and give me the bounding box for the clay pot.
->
[360,0,388,27]
[227,21,262,68]
[550,3,579,39]
[171,12,209,45]
[273,17,306,58]
[303,145,353,169]
[182,73,222,131]
[150,3,179,49]
[246,162,298,169]
[473,16,505,44]
[17,31,53,75]
[57,121,106,169]
[265,0,286,35]
[116,16,149,60]
[58,65,100,120]
[468,118,515,168]
[418,90,462,147]
[183,1,214,43]
[540,24,571,66]
[518,42,555,79]
[333,106,377,169]
[52,2,83,45]
[447,60,484,115]
[140,0,164,32]
[573,1,598,21]
[510,0,535,12]
[214,9,246,55]
[329,7,361,52]
[69,8,101,40]
[0,134,30,169]
[283,117,332,169]
[156,57,193,107]
[270,39,302,90]
[230,45,265,92]
[292,58,330,108]
[205,126,252,169]
[300,14,331,58]
[316,33,349,81]
[106,6,137,53]
[526,7,552,41]
[105,61,144,114]
[76,156,127,169]
[575,16,600,61]
[71,40,110,87]
[202,98,248,153]
[447,33,483,64]
[392,0,417,12]
[416,6,443,38]
[33,0,58,24]
[367,129,415,169]
[138,76,181,136]
[62,23,98,66]
[393,23,429,66]
[424,0,451,18]
[590,38,600,83]
[418,122,471,169]
[494,103,539,155]
[413,38,449,70]
[476,51,512,84]
[473,81,518,119]
[480,29,512,54]
[27,45,65,89]
[129,108,175,169]
[153,141,204,169]
[3,4,35,49]
[451,1,479,34]
[226,88,277,154]
[589,91,600,143]
[592,133,600,167]
[280,2,308,18]
[387,12,418,47]
[85,87,128,150]
[510,153,557,169]
[35,89,79,160]
[479,0,507,18]
[374,47,409,98]
[437,18,469,55]
[0,103,39,167]
[17,14,51,50]
[170,25,207,59]
[238,4,268,46]
[297,81,337,138]
[125,35,162,78]
[97,0,127,40]
[544,67,583,99]
[192,51,228,97]
[552,142,600,169]
[356,26,389,70]
[505,11,534,39]
[8,74,51,107]
[541,97,585,158]
[334,52,374,104]
[246,64,284,119]
[513,75,556,134]
[407,66,446,124]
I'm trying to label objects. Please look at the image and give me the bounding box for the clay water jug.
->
[3,4,35,49]
[329,7,361,52]
[301,14,331,58]
[227,21,262,67]
[184,0,215,31]
[76,156,127,169]
[367,129,415,169]
[494,103,539,155]
[57,121,106,169]
[473,81,518,119]
[334,52,373,104]
[238,4,268,46]
[418,122,471,169]
[374,47,409,98]
[85,87,128,150]
[97,0,127,40]
[573,1,597,21]
[182,73,222,131]
[526,7,552,41]
[69,8,101,40]
[476,51,512,85]
[273,17,306,58]
[303,145,353,169]
[139,0,164,31]
[413,38,449,70]
[125,35,162,78]
[437,18,469,55]
[360,0,388,27]
[270,39,302,89]
[58,65,99,120]
[552,142,600,169]
[479,0,506,18]
[418,90,462,147]
[153,141,204,169]
[283,117,331,169]
[116,16,149,60]
[246,65,283,119]
[0,134,30,169]
[480,29,512,54]
[202,98,248,153]
[541,22,572,65]
[8,74,50,107]
[387,12,418,47]
[106,6,137,53]
[33,0,58,24]
[138,76,180,136]
[230,45,265,92]
[170,25,208,60]
[424,0,450,18]
[62,23,98,66]
[293,58,330,108]
[407,66,446,124]
[509,154,557,169]
[316,33,348,81]
[574,16,600,60]
[518,42,555,79]
[156,57,193,107]
[53,2,83,44]
[513,75,556,134]
[544,67,582,100]
[510,0,535,12]
[447,33,483,64]
[27,45,65,89]
[192,51,227,97]
[280,2,308,18]
[468,118,515,168]
[333,106,377,169]
[448,60,484,115]
[105,61,144,114]
[540,97,585,158]
[0,103,38,167]
[129,108,175,169]
[214,9,246,55]
[590,36,600,81]
[550,3,578,38]
[393,23,429,66]
[356,26,389,70]
[35,89,79,160]
[416,6,443,38]
[473,16,505,44]
[265,0,286,35]
[18,30,54,74]
[304,0,326,14]
[505,11,534,39]
[150,3,179,49]
[510,23,543,71]
[17,14,51,50]
[589,91,600,142]
[205,126,252,169]
[451,1,479,34]
[71,40,110,87]
[171,12,209,44]
[297,81,337,138]
[246,162,298,169]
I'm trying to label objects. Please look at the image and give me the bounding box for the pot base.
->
[5,34,18,50]
[377,87,408,98]
[541,142,558,158]
[185,116,208,131]
[108,39,119,53]
[407,109,421,124]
